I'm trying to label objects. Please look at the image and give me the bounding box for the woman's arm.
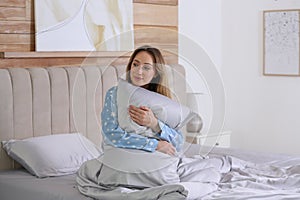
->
[157,121,184,152]
[101,87,158,152]
[129,105,184,152]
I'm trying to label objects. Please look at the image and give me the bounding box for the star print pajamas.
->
[101,86,183,152]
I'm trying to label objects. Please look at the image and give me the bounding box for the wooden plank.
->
[1,50,177,59]
[1,48,177,57]
[133,3,177,27]
[25,0,33,20]
[2,51,132,58]
[0,0,26,7]
[0,44,33,51]
[0,20,33,33]
[0,57,129,68]
[135,24,178,32]
[0,7,26,20]
[134,25,178,44]
[0,50,177,68]
[0,56,177,68]
[133,0,178,6]
[0,33,33,44]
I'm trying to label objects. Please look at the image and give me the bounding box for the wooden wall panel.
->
[0,7,26,20]
[0,34,33,44]
[0,0,178,68]
[0,21,33,33]
[0,56,178,68]
[134,0,177,6]
[134,25,178,44]
[0,44,32,51]
[134,3,178,26]
[0,0,26,7]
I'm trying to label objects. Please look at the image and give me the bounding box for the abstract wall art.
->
[35,0,134,51]
[263,10,300,76]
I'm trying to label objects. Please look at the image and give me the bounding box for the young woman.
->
[101,45,183,155]
[78,46,224,199]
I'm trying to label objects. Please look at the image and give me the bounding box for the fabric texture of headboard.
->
[0,64,186,170]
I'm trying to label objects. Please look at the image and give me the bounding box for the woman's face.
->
[130,51,156,87]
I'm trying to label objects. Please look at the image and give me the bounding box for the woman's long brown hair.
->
[126,45,171,98]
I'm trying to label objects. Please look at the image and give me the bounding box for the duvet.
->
[77,143,300,200]
[76,145,300,200]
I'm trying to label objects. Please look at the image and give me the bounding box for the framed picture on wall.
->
[263,9,300,76]
[34,0,134,51]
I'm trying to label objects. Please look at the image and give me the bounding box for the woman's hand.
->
[156,140,176,155]
[129,105,176,155]
[128,105,160,132]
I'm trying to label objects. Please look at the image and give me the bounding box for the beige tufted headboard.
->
[0,64,186,170]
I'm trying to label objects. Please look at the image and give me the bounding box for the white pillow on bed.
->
[2,133,102,178]
[117,79,198,136]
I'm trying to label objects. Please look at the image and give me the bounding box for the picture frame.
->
[34,0,134,52]
[263,9,300,76]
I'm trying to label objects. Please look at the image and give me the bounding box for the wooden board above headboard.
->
[0,0,178,68]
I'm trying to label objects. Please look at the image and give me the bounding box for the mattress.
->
[1,145,300,200]
[0,169,91,200]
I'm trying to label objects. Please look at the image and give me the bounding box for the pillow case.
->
[117,79,198,135]
[2,133,102,178]
[97,145,180,188]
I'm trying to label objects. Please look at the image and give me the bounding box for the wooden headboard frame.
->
[0,64,186,170]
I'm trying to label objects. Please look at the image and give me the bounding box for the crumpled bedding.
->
[77,158,188,200]
[202,155,300,200]
[77,145,300,200]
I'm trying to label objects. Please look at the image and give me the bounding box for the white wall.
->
[222,0,300,155]
[179,0,222,71]
[179,0,300,155]
[178,0,222,134]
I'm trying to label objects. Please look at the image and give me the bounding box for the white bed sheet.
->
[183,143,300,200]
[0,169,92,200]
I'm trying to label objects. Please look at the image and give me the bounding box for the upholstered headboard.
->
[0,64,186,170]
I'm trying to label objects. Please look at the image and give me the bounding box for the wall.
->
[222,0,300,155]
[179,0,300,155]
[178,0,222,134]
[0,0,178,68]
[179,0,222,89]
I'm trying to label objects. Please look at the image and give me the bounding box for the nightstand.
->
[185,131,231,148]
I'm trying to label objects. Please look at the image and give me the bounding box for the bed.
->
[0,64,300,200]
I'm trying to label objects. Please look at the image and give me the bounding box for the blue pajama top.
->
[101,86,184,152]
